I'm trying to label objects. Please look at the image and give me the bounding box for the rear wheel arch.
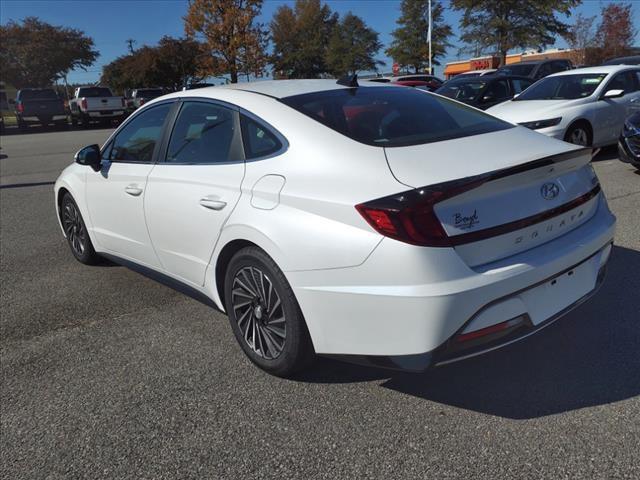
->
[215,239,259,309]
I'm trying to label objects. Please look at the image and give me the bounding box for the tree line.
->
[0,0,637,92]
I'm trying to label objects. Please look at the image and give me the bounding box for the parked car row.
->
[425,61,640,165]
[1,83,224,132]
[487,65,640,148]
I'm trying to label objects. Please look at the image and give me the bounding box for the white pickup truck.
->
[69,86,126,127]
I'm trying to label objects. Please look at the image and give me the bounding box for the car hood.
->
[383,126,578,188]
[487,98,588,123]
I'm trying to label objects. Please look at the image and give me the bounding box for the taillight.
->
[455,315,527,343]
[355,177,485,247]
[16,101,24,113]
[80,98,87,110]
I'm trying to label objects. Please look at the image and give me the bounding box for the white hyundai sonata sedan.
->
[55,78,615,376]
[488,65,640,147]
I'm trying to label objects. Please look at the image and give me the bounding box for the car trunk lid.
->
[383,128,600,266]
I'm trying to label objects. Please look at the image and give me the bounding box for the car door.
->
[596,70,640,144]
[85,102,173,268]
[143,100,246,286]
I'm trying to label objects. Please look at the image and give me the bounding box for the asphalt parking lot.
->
[1,126,639,479]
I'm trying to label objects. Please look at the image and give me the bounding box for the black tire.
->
[224,246,315,377]
[564,121,592,147]
[60,193,101,265]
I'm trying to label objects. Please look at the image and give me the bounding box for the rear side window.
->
[137,89,163,98]
[483,79,510,101]
[281,87,512,147]
[78,87,112,97]
[165,102,241,164]
[240,115,283,159]
[110,103,171,162]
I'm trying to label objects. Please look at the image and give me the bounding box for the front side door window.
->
[110,104,171,162]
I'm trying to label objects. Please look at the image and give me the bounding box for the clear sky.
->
[1,0,638,84]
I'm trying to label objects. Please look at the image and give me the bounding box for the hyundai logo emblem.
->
[541,182,560,200]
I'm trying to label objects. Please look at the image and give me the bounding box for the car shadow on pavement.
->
[297,245,640,419]
[0,181,55,189]
[592,145,619,162]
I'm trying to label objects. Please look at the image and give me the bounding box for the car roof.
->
[208,79,389,99]
[444,74,531,83]
[603,55,640,65]
[499,60,546,66]
[548,64,639,77]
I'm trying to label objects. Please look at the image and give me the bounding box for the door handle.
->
[125,184,143,196]
[199,197,227,210]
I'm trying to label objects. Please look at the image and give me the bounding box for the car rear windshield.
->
[515,74,606,100]
[19,89,58,100]
[137,89,163,98]
[78,87,112,97]
[436,80,487,101]
[497,64,536,77]
[281,87,512,147]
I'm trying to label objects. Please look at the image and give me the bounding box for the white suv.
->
[55,79,615,376]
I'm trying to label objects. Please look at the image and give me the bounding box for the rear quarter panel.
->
[207,90,404,274]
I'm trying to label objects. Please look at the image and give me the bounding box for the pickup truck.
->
[126,88,164,112]
[14,88,68,129]
[69,86,126,127]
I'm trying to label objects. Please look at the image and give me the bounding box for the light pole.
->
[428,0,432,75]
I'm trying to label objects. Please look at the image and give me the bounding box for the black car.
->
[495,59,573,81]
[619,111,640,168]
[14,88,67,129]
[434,75,535,110]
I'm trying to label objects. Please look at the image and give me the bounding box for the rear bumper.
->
[289,194,615,369]
[21,115,67,123]
[87,110,124,118]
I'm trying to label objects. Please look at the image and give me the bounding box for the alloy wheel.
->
[569,127,588,146]
[231,266,286,360]
[62,200,86,256]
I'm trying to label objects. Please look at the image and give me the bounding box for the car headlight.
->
[622,119,640,137]
[519,117,562,130]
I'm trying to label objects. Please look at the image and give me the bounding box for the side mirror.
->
[602,89,624,99]
[513,93,520,99]
[75,144,101,172]
[481,94,494,103]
